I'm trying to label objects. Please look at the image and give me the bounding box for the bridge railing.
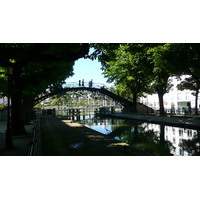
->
[63,82,109,89]
[28,114,39,156]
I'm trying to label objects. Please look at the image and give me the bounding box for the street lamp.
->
[4,66,14,149]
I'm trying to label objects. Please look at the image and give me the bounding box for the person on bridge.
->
[82,79,84,87]
[79,80,81,86]
[89,79,93,88]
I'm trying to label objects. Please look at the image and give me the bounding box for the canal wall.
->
[101,113,200,129]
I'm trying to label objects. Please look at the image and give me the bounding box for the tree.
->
[0,43,89,136]
[89,43,179,114]
[177,76,200,114]
[112,82,133,102]
[156,43,200,114]
[147,45,175,114]
[92,44,155,112]
[51,98,58,107]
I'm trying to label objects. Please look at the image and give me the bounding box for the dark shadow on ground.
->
[40,116,151,156]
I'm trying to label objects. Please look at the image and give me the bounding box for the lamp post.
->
[4,66,14,149]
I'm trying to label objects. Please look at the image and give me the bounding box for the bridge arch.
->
[34,85,133,108]
[34,82,153,113]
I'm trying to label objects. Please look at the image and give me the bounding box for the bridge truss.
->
[34,82,154,113]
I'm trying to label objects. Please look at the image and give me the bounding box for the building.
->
[141,75,200,114]
[0,96,7,107]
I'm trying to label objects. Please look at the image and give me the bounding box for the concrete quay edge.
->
[102,112,200,129]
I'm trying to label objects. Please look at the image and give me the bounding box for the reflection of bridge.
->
[34,82,153,113]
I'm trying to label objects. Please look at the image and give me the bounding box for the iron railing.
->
[28,115,39,156]
[63,82,109,89]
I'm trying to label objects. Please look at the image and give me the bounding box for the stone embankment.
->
[102,113,200,129]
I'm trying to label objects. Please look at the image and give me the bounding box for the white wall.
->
[0,97,7,105]
[141,75,200,113]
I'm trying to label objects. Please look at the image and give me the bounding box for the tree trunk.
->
[195,89,199,115]
[132,92,137,112]
[11,91,27,136]
[10,62,27,136]
[23,98,32,124]
[157,91,165,115]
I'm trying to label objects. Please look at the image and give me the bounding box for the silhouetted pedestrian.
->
[82,79,84,86]
[79,80,81,86]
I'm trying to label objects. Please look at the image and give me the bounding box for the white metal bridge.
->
[62,82,109,89]
[34,82,154,113]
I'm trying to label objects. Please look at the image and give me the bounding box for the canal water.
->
[56,109,200,156]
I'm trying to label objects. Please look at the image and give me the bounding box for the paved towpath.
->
[0,120,34,156]
[40,116,151,156]
[0,115,151,156]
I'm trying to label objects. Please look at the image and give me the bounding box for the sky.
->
[66,58,105,83]
[66,52,113,87]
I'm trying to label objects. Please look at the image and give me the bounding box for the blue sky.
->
[66,55,113,87]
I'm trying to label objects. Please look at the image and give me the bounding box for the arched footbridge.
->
[34,82,154,113]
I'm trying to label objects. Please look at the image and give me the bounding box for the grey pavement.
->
[0,120,35,156]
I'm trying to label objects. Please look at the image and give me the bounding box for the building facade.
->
[140,75,200,114]
[0,96,7,107]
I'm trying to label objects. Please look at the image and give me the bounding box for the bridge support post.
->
[111,107,114,114]
[123,144,129,152]
[52,108,56,117]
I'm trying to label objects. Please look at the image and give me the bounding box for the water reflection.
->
[56,109,200,156]
[179,131,200,156]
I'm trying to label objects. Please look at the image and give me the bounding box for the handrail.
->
[28,115,39,156]
[63,82,109,89]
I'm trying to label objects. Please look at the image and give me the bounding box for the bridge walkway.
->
[35,82,154,113]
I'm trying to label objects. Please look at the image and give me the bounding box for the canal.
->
[56,109,200,156]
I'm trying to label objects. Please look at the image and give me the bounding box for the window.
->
[186,92,191,100]
[177,93,182,100]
